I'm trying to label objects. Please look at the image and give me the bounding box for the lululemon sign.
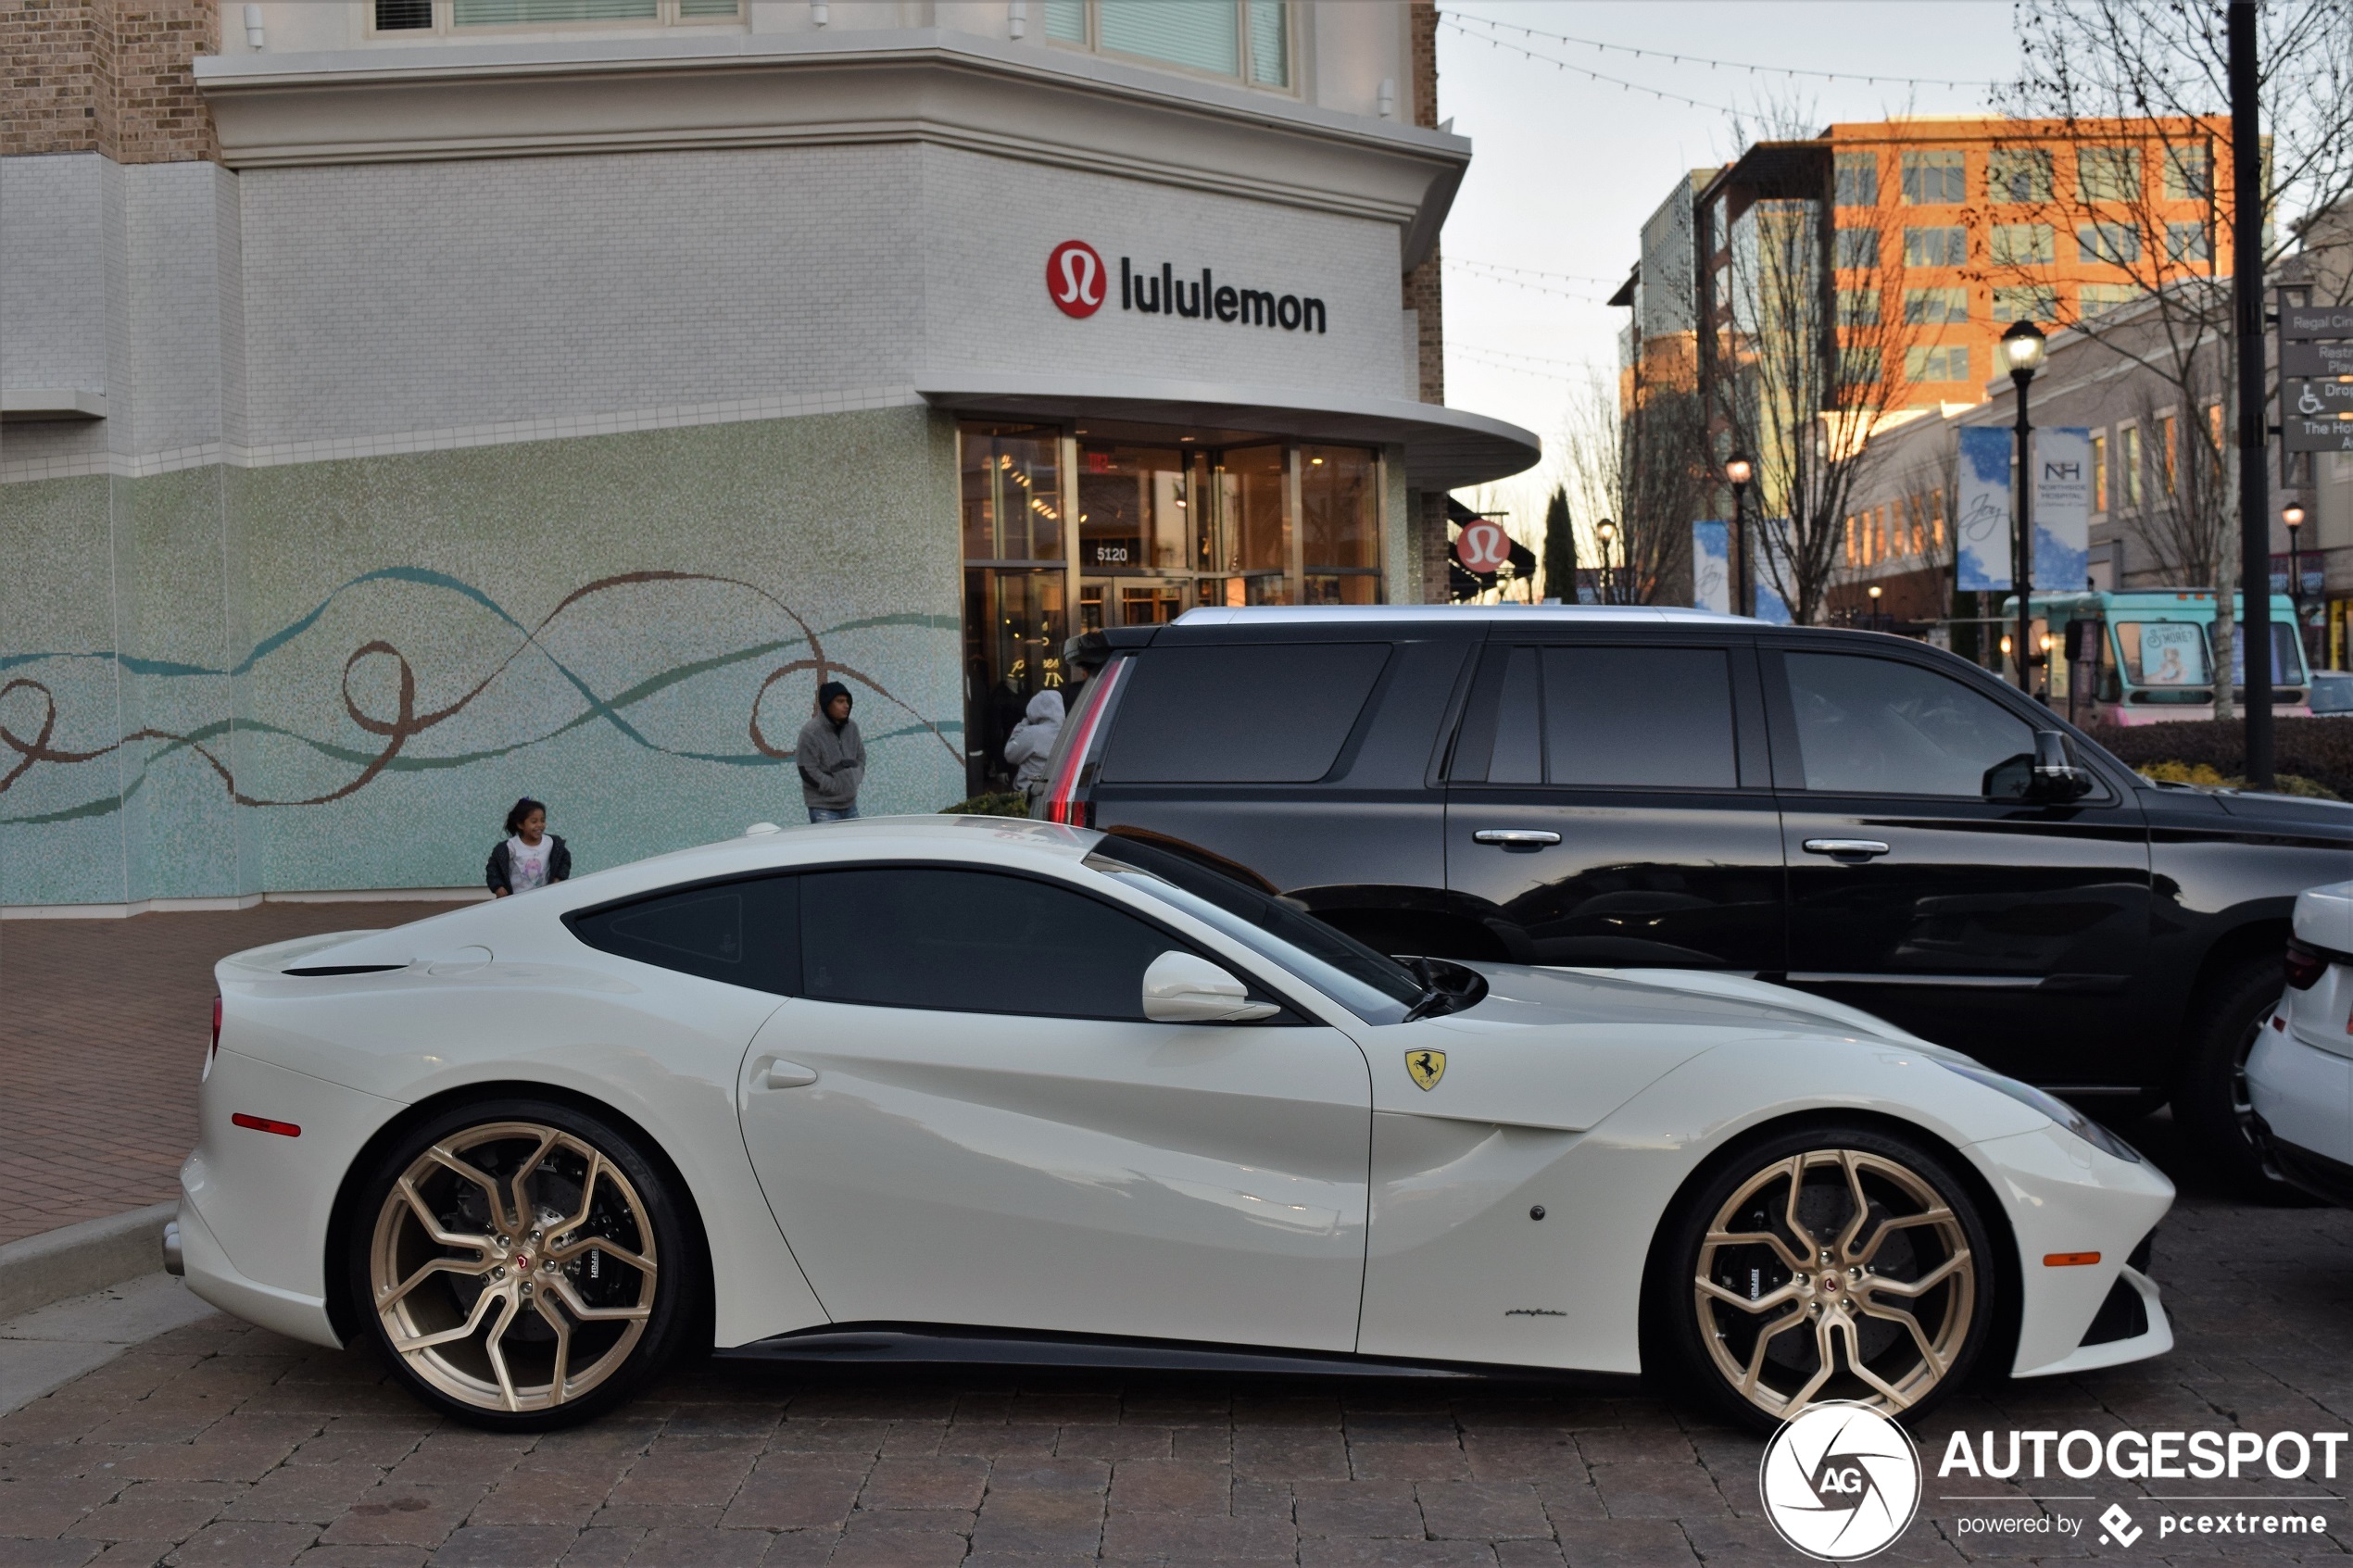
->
[1455,519,1511,574]
[1047,241,1106,319]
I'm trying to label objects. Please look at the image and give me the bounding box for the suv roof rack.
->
[1174,605,1747,626]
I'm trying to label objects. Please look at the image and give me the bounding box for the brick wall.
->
[1403,0,1442,407]
[1,0,218,163]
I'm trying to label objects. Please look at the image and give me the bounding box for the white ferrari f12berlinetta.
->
[174,817,2173,1431]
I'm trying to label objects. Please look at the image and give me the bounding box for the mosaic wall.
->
[0,407,964,906]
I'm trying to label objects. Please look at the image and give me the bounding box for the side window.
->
[567,876,800,995]
[1466,645,1740,789]
[1098,643,1391,783]
[1784,653,2034,798]
[800,867,1175,1020]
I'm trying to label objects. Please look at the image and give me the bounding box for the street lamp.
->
[2001,320,2048,694]
[1595,519,1618,604]
[2284,502,2307,614]
[1867,582,1883,631]
[1724,455,1755,616]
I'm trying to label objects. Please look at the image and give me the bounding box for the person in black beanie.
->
[795,681,865,822]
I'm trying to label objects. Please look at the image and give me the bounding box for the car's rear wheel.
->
[2176,955,2304,1201]
[1660,1124,1995,1432]
[351,1098,700,1429]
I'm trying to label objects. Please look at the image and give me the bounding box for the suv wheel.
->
[350,1098,702,1429]
[1657,1124,1996,1432]
[2177,956,2303,1201]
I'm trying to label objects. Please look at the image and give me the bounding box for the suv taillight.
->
[2285,940,2328,992]
[1044,657,1128,827]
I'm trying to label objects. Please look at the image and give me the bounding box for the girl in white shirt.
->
[486,797,572,897]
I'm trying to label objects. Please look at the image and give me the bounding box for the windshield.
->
[2230,621,2311,688]
[1083,837,1425,1025]
[2113,621,2209,687]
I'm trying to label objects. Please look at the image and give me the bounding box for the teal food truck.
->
[2001,590,2310,726]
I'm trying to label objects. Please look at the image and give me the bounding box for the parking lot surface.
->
[4,908,2352,1564]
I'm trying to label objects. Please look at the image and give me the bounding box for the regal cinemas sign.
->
[1046,240,1328,333]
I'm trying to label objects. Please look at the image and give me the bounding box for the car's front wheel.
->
[1658,1124,1996,1432]
[349,1098,701,1429]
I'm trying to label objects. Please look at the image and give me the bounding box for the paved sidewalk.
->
[0,905,466,1247]
[2,1127,2351,1564]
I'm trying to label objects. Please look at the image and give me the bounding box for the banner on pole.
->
[1691,521,1730,614]
[1752,521,1793,624]
[2032,427,2092,591]
[1955,426,2012,592]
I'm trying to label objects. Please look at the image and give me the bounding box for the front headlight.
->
[1940,1060,2142,1163]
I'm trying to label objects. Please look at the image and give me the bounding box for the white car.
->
[2250,880,2353,1204]
[171,818,2173,1432]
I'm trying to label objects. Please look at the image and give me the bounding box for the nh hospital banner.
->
[1957,425,2092,594]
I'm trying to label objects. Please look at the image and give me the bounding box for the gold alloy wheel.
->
[1693,1148,1975,1420]
[370,1121,657,1413]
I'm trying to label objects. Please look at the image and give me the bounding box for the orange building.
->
[1688,114,2236,414]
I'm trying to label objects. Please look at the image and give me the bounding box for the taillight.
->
[1045,657,1128,827]
[2285,940,2328,992]
[205,995,222,1082]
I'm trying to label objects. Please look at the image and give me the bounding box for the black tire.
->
[2175,955,2303,1201]
[346,1097,704,1430]
[1655,1123,1999,1434]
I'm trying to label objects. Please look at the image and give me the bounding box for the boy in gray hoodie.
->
[796,680,865,822]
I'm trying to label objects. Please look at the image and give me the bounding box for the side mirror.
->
[1142,950,1278,1023]
[2030,730,2095,802]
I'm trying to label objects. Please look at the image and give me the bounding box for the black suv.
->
[1038,605,2353,1193]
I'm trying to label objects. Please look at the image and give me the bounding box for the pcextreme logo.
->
[1758,1403,1921,1562]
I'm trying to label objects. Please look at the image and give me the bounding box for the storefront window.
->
[963,424,1064,563]
[963,569,1068,797]
[1079,444,1198,572]
[1214,444,1289,576]
[1301,445,1379,600]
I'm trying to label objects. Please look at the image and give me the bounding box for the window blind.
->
[1247,1,1287,86]
[455,0,655,22]
[1099,0,1239,77]
[1042,0,1087,41]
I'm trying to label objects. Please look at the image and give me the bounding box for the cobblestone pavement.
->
[0,905,467,1245]
[4,1120,2351,1565]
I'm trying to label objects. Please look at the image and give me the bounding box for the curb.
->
[0,1203,177,1321]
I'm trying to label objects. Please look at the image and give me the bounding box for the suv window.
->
[799,866,1173,1019]
[1785,653,2033,797]
[1471,645,1740,789]
[1099,643,1390,783]
[568,875,801,994]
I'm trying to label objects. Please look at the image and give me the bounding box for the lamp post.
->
[1595,519,1617,604]
[2001,320,2048,695]
[1724,455,1755,617]
[1867,582,1883,631]
[2284,503,2306,617]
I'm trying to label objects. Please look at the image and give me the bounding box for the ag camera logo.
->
[1759,1402,1922,1561]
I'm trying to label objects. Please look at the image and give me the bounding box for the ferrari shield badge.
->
[1405,1049,1447,1091]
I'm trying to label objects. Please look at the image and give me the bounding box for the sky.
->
[1434,1,2032,540]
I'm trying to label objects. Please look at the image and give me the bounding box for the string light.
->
[1443,8,1999,94]
[1445,258,1619,303]
[1439,17,1747,114]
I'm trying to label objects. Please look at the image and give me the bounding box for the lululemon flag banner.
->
[1692,521,1730,614]
[2032,427,2093,591]
[1955,426,2013,592]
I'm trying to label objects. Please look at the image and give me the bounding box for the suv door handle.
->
[1802,838,1892,860]
[1473,829,1562,849]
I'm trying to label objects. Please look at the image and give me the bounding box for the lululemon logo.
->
[1047,241,1106,318]
[1758,1402,1921,1561]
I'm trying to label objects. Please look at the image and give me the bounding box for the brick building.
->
[0,0,1534,911]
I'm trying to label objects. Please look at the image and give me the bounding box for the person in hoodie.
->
[796,680,866,822]
[1003,688,1064,809]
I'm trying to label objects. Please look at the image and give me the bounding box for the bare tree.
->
[1994,0,2353,716]
[1713,156,1927,624]
[1558,364,1710,605]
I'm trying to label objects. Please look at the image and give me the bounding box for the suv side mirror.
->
[2030,730,2095,802]
[1142,951,1278,1023]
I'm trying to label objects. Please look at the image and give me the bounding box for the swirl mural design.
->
[0,567,958,825]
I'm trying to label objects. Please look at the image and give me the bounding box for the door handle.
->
[1802,838,1892,860]
[1472,829,1562,849]
[761,1060,818,1089]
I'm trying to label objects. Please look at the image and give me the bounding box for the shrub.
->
[2082,717,2353,800]
[2133,760,2342,799]
[941,791,1031,817]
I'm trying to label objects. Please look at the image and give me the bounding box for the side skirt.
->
[717,1323,1642,1390]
